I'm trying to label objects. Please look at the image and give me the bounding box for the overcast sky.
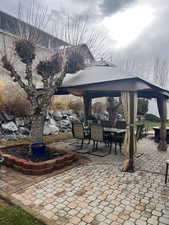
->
[0,0,169,64]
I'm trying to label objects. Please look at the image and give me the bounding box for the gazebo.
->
[56,65,169,172]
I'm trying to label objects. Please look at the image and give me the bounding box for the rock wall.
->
[0,110,80,140]
[0,110,109,140]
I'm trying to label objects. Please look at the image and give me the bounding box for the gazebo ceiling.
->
[56,65,169,98]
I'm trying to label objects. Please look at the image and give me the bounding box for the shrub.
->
[68,100,84,113]
[145,113,160,122]
[0,92,31,116]
[137,99,149,116]
[49,96,67,111]
[92,101,105,113]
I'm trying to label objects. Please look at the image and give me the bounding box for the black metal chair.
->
[136,124,145,141]
[72,122,90,149]
[165,160,169,184]
[109,132,125,154]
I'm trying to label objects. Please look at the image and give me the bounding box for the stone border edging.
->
[1,144,78,175]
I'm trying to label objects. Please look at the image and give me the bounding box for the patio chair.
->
[136,124,145,141]
[72,122,90,149]
[115,120,127,129]
[109,132,125,154]
[90,124,112,156]
[101,120,113,128]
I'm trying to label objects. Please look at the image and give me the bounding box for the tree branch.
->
[1,55,31,94]
[25,63,36,91]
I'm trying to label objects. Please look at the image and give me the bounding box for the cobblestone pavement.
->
[10,138,169,224]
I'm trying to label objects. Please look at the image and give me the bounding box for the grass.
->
[0,199,45,225]
[136,120,169,130]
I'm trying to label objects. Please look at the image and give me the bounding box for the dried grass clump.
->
[15,39,35,64]
[49,96,67,110]
[92,102,105,113]
[68,100,84,113]
[0,94,31,116]
[66,50,85,74]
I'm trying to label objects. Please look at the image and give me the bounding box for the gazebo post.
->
[128,92,136,172]
[83,94,92,125]
[157,95,167,151]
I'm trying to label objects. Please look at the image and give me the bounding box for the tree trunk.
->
[107,97,117,126]
[83,95,92,125]
[31,113,46,143]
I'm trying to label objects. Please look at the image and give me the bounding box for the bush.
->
[92,102,105,113]
[0,94,31,116]
[49,96,67,111]
[145,113,160,122]
[68,100,84,113]
[137,98,149,116]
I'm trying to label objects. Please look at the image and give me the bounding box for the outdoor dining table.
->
[153,127,169,143]
[103,127,126,134]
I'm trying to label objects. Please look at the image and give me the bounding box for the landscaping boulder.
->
[1,112,14,121]
[0,113,5,123]
[69,115,80,122]
[53,111,63,121]
[15,117,25,127]
[60,119,71,127]
[1,121,18,133]
[19,127,30,135]
[44,123,59,135]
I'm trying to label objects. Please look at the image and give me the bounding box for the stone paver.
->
[9,138,169,225]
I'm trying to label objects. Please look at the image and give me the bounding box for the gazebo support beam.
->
[157,95,167,151]
[83,95,92,125]
[128,92,135,172]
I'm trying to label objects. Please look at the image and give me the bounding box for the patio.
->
[1,136,168,225]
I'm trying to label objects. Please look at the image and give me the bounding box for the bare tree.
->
[0,1,85,145]
[153,58,169,88]
[50,14,110,61]
[106,97,121,125]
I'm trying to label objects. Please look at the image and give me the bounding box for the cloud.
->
[1,0,169,65]
[112,0,169,61]
[100,0,137,17]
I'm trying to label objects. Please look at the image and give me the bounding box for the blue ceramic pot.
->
[31,142,46,158]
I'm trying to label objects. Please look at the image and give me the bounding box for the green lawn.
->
[136,120,169,131]
[0,200,45,225]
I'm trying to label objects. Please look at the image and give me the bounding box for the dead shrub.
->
[92,102,105,113]
[68,100,84,113]
[0,94,31,116]
[48,96,68,111]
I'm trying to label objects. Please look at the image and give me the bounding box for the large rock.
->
[15,117,25,127]
[1,112,14,121]
[23,117,31,126]
[53,111,63,121]
[69,115,80,122]
[49,118,57,126]
[19,127,30,135]
[60,119,71,127]
[1,122,18,133]
[44,123,59,135]
[0,113,5,123]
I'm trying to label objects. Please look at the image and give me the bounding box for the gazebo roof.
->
[57,65,169,98]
